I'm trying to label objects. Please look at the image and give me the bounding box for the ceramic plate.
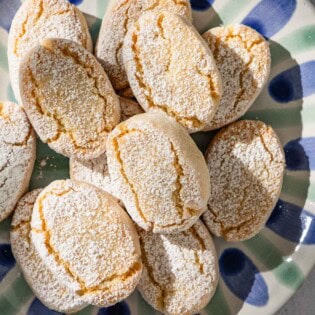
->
[0,0,315,314]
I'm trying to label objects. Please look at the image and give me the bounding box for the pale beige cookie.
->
[10,189,88,313]
[30,180,142,307]
[106,112,210,233]
[0,101,36,222]
[8,0,92,103]
[120,97,144,121]
[20,38,120,160]
[123,11,222,133]
[95,0,192,96]
[202,120,285,241]
[137,220,218,315]
[202,24,271,130]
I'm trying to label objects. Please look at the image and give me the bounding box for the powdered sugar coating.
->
[106,112,210,233]
[120,97,144,121]
[10,189,87,313]
[0,102,36,222]
[95,0,192,96]
[123,11,222,133]
[202,24,271,130]
[8,0,92,103]
[138,220,218,315]
[202,120,285,241]
[20,38,120,160]
[30,180,142,307]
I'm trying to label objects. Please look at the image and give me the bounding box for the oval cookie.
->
[202,120,285,241]
[202,24,271,130]
[138,220,218,315]
[8,0,92,103]
[106,112,210,233]
[95,0,192,96]
[0,101,36,222]
[30,180,142,307]
[122,11,222,133]
[10,189,87,313]
[20,38,120,160]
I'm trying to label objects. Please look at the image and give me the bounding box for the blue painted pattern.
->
[68,0,84,4]
[242,0,296,38]
[27,298,64,315]
[189,0,214,11]
[0,244,16,282]
[269,61,315,103]
[98,301,131,315]
[219,248,269,306]
[267,199,315,244]
[0,0,21,32]
[284,137,314,171]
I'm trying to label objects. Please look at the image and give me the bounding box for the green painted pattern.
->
[244,235,304,290]
[0,41,8,71]
[0,276,33,315]
[282,173,315,204]
[0,217,11,237]
[97,0,110,19]
[242,105,315,128]
[7,84,17,103]
[29,138,69,190]
[75,305,95,315]
[90,18,102,46]
[270,25,315,66]
[204,285,231,315]
[137,292,156,315]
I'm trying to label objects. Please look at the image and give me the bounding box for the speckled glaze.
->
[0,0,314,314]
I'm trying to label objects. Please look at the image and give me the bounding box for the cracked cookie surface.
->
[0,101,36,222]
[30,180,142,307]
[11,189,87,313]
[137,220,218,315]
[106,112,210,233]
[202,24,271,130]
[95,0,192,96]
[202,120,285,241]
[123,11,221,132]
[8,0,92,103]
[20,38,120,160]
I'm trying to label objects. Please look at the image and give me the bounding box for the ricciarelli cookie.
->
[19,38,120,160]
[0,101,36,222]
[202,120,285,241]
[8,0,92,103]
[95,0,192,96]
[202,24,271,130]
[106,112,210,233]
[10,189,87,313]
[137,220,218,315]
[30,180,142,307]
[123,11,222,132]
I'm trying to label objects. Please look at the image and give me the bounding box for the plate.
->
[0,0,314,314]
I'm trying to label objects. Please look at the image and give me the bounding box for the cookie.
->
[8,0,92,103]
[202,120,285,241]
[30,180,142,307]
[95,0,192,96]
[137,220,218,315]
[10,189,87,313]
[120,97,144,121]
[106,112,210,233]
[202,24,271,130]
[123,11,222,132]
[70,154,114,198]
[0,101,36,222]
[19,38,120,160]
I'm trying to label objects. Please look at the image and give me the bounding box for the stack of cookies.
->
[0,0,285,314]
